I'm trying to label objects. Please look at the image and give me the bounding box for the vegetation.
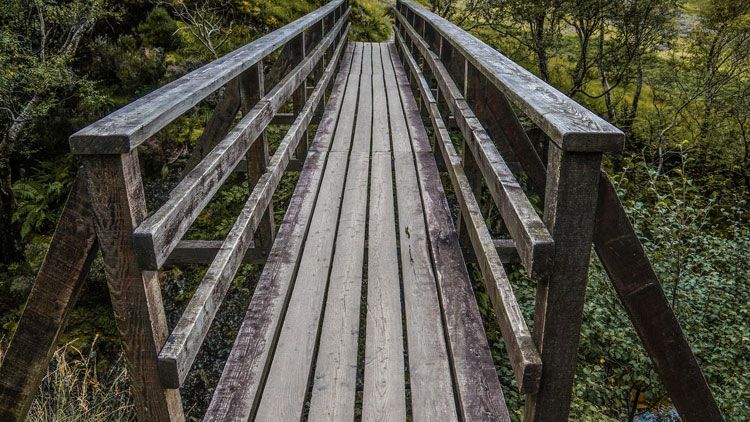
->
[0,0,747,420]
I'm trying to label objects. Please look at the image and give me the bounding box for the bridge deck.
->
[206,42,508,421]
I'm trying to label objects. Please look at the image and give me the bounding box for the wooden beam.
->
[240,60,275,253]
[204,42,356,421]
[524,145,602,422]
[164,240,265,267]
[132,11,349,270]
[391,42,511,419]
[157,28,349,388]
[395,31,541,394]
[593,174,722,421]
[396,0,624,153]
[0,174,98,422]
[82,152,184,421]
[396,14,554,278]
[69,0,345,154]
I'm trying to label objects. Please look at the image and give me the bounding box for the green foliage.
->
[138,7,180,50]
[12,158,75,239]
[349,0,393,42]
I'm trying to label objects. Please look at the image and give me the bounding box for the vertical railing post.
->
[81,152,184,422]
[525,145,603,421]
[240,61,275,253]
[292,32,308,160]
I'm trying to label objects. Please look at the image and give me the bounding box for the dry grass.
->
[1,337,135,422]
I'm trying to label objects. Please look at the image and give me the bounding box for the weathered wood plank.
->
[163,239,264,267]
[390,43,511,420]
[69,0,345,154]
[308,43,373,421]
[203,43,357,422]
[157,29,350,388]
[254,44,366,421]
[240,61,275,253]
[384,42,458,421]
[362,44,407,422]
[525,145,603,422]
[593,174,722,421]
[132,12,349,270]
[81,152,183,421]
[395,14,554,279]
[395,34,542,393]
[0,174,98,422]
[396,0,624,153]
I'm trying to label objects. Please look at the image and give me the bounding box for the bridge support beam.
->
[525,146,602,422]
[82,153,184,422]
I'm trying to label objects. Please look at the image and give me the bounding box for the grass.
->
[0,337,136,421]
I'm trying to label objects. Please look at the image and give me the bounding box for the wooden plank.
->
[132,13,349,270]
[254,43,366,421]
[395,14,554,279]
[493,238,520,263]
[81,152,183,421]
[204,43,357,422]
[69,0,345,154]
[158,30,350,388]
[390,43,511,420]
[525,145,603,422]
[384,42,458,421]
[0,175,98,422]
[362,44,407,422]
[181,79,241,177]
[395,34,542,393]
[308,43,373,421]
[395,0,624,153]
[240,61,275,253]
[593,174,722,421]
[163,239,264,266]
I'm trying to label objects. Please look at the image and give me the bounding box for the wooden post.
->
[82,152,184,422]
[525,145,602,422]
[240,61,275,254]
[292,32,309,160]
[0,174,98,421]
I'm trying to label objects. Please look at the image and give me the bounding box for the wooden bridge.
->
[0,1,723,421]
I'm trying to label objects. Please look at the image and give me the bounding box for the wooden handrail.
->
[395,28,542,394]
[395,14,554,278]
[396,0,624,153]
[156,26,350,388]
[68,0,345,154]
[132,11,349,270]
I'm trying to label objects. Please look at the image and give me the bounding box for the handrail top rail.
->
[69,0,344,155]
[397,0,624,153]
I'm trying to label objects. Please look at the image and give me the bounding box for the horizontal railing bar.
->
[272,112,297,125]
[69,0,345,155]
[493,238,520,263]
[396,0,624,153]
[164,240,266,267]
[156,26,349,389]
[396,16,554,278]
[396,31,542,393]
[133,12,349,271]
[233,157,304,174]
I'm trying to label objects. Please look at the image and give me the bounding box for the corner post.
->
[524,144,602,421]
[240,61,275,254]
[82,152,184,422]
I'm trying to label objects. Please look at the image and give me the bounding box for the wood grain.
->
[82,153,184,421]
[203,43,356,422]
[254,43,365,421]
[362,44,407,422]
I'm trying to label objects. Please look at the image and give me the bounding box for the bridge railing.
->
[394,1,625,419]
[0,2,349,421]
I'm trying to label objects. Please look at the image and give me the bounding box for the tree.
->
[0,0,113,266]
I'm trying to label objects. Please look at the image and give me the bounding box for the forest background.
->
[0,0,747,420]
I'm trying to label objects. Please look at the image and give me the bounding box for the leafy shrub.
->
[349,0,392,42]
